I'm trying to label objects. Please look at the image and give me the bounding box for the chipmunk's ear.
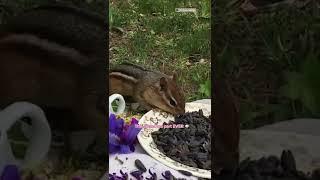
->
[159,77,168,91]
[171,72,177,82]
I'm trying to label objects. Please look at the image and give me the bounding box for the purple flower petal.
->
[109,132,120,143]
[120,169,128,179]
[130,170,143,180]
[109,143,120,154]
[1,165,20,180]
[121,123,141,145]
[124,118,139,131]
[109,116,141,154]
[146,169,157,180]
[130,118,139,125]
[109,132,121,154]
[129,144,135,152]
[109,173,126,180]
[109,114,124,136]
[123,124,130,131]
[119,144,132,154]
[162,170,172,179]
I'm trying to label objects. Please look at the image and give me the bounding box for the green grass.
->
[214,1,320,129]
[109,0,211,101]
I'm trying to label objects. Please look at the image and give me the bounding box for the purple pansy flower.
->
[109,114,142,154]
[109,113,125,136]
[1,165,20,180]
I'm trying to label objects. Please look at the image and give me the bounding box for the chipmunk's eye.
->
[169,98,176,107]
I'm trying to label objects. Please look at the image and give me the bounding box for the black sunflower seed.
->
[134,159,147,172]
[177,170,192,176]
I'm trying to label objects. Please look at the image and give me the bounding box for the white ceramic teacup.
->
[109,94,126,116]
[0,102,51,176]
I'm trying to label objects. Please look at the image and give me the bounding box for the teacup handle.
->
[109,94,126,115]
[0,102,51,173]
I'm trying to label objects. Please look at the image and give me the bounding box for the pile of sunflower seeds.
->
[216,150,320,180]
[151,110,211,170]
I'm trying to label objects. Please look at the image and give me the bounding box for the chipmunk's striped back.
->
[109,62,185,115]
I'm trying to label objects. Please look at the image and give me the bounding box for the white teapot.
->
[109,94,126,115]
[0,102,51,176]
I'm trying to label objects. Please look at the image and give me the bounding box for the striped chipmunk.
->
[109,62,186,115]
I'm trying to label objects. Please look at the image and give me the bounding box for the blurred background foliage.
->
[214,0,320,128]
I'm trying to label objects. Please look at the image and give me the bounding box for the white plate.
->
[137,102,211,179]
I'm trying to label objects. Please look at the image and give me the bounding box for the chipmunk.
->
[0,4,107,143]
[109,63,186,115]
